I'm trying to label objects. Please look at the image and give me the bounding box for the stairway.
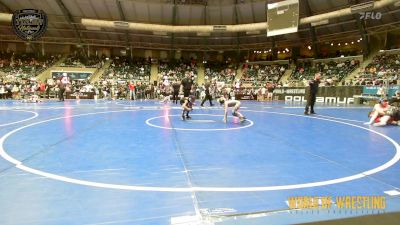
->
[197,64,205,85]
[343,55,375,84]
[235,66,242,81]
[35,55,67,82]
[279,68,293,84]
[149,63,158,84]
[89,59,112,83]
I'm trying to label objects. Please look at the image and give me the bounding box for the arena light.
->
[331,43,334,46]
[153,31,168,36]
[350,1,374,13]
[246,31,261,35]
[338,43,341,46]
[285,48,289,52]
[351,41,354,44]
[311,19,329,27]
[357,40,360,42]
[0,13,12,22]
[114,21,129,28]
[307,45,312,50]
[345,43,348,45]
[86,26,101,31]
[213,25,227,32]
[277,51,281,54]
[197,32,210,36]
[267,2,279,9]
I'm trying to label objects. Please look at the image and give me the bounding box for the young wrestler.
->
[22,94,41,103]
[365,98,390,126]
[218,96,246,123]
[180,96,195,120]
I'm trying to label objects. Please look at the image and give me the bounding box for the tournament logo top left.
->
[12,9,48,41]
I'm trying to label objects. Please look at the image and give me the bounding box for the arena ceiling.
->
[0,0,399,51]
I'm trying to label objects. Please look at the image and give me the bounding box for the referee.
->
[180,72,193,97]
[304,73,321,115]
[200,78,214,107]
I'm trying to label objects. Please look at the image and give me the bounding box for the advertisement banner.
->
[273,86,363,104]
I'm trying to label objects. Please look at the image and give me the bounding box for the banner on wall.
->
[272,86,363,104]
[51,71,93,80]
[363,86,399,97]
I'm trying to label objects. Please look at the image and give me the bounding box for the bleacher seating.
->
[102,57,151,82]
[60,54,104,68]
[290,58,359,86]
[158,58,197,82]
[204,61,236,83]
[350,53,399,86]
[242,64,287,84]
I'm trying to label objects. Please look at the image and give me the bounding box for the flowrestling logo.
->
[359,11,382,20]
[12,9,48,41]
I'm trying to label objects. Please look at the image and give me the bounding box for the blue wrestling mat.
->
[0,100,399,225]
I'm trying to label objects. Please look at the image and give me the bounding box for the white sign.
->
[284,96,354,104]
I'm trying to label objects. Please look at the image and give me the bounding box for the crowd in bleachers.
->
[60,54,104,68]
[0,52,60,80]
[347,54,400,86]
[204,61,236,83]
[90,79,155,100]
[242,64,287,83]
[102,57,151,81]
[2,51,399,101]
[92,57,152,100]
[0,53,61,100]
[158,58,197,83]
[291,59,359,86]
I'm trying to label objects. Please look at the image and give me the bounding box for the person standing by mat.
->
[200,78,214,107]
[180,72,193,97]
[304,73,321,115]
[218,96,246,123]
[172,79,181,104]
[58,73,70,101]
[181,95,195,120]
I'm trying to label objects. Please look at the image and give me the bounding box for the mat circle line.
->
[0,110,39,127]
[146,114,254,131]
[0,109,399,192]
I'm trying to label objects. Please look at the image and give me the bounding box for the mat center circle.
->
[145,114,254,131]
